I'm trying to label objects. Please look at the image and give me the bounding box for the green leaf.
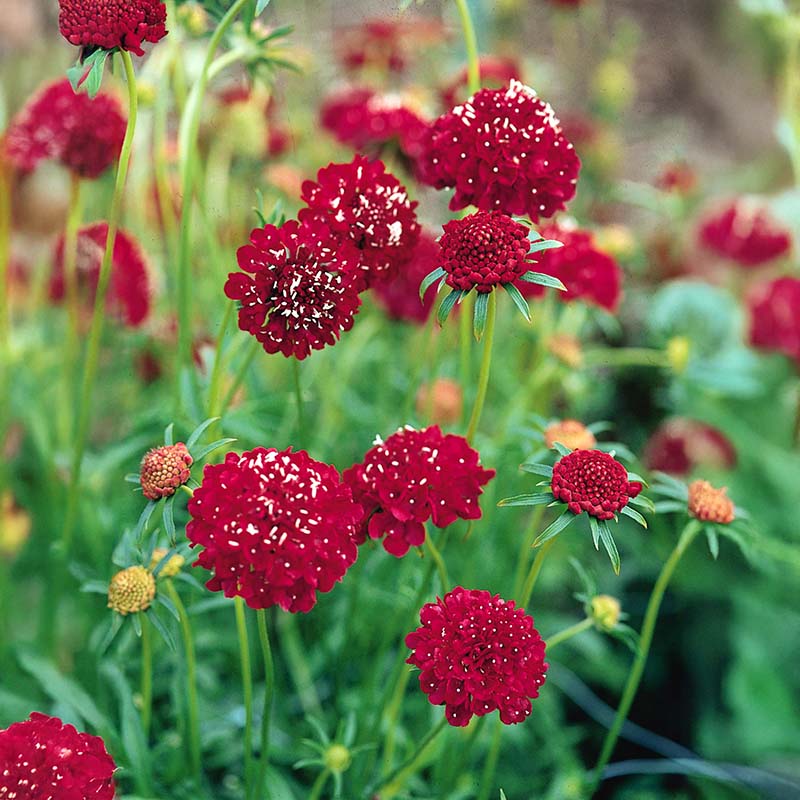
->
[520,462,554,477]
[162,495,176,545]
[705,526,720,560]
[520,271,566,291]
[146,608,176,652]
[192,437,237,462]
[186,416,220,448]
[256,0,272,14]
[629,494,656,513]
[420,267,447,301]
[98,614,124,654]
[437,289,462,326]
[175,571,207,593]
[133,501,157,543]
[626,471,648,486]
[551,441,571,457]
[124,473,141,484]
[81,580,110,595]
[528,238,564,254]
[598,522,621,574]
[156,593,181,622]
[589,516,601,549]
[532,510,574,547]
[620,505,648,528]
[497,492,554,508]
[501,282,531,322]
[473,291,489,341]
[653,500,687,514]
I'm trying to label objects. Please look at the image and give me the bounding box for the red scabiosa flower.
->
[698,200,792,267]
[58,0,167,56]
[420,80,580,221]
[140,443,193,500]
[406,587,548,726]
[518,221,622,311]
[643,418,736,475]
[224,219,362,360]
[186,447,363,613]
[4,79,125,179]
[372,229,440,323]
[747,276,800,365]
[0,712,116,800]
[299,155,420,289]
[50,222,152,327]
[343,426,495,557]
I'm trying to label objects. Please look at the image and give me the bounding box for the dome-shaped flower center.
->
[108,566,156,615]
[140,443,193,501]
[687,479,735,524]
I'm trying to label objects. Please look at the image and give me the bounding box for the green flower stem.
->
[465,291,497,443]
[292,358,305,441]
[588,519,702,796]
[512,506,547,600]
[140,612,153,737]
[454,0,481,94]
[61,175,83,391]
[175,0,252,401]
[459,292,473,402]
[380,664,413,776]
[783,16,800,182]
[476,717,503,800]
[546,617,593,652]
[255,610,275,800]
[276,613,322,717]
[166,580,201,784]
[370,717,448,797]
[308,768,331,800]
[234,597,255,798]
[61,49,138,553]
[221,337,260,414]
[519,536,556,608]
[581,347,669,369]
[0,157,12,465]
[423,533,450,593]
[206,300,236,418]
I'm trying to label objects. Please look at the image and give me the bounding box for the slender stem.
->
[423,533,450,593]
[140,613,153,737]
[292,358,305,439]
[207,300,236,417]
[380,665,413,776]
[512,506,547,600]
[465,291,497,443]
[255,610,274,799]
[519,536,555,608]
[61,175,83,381]
[276,613,322,717]
[454,0,481,95]
[235,597,254,798]
[176,0,252,400]
[546,617,593,652]
[308,768,331,800]
[0,155,12,461]
[166,580,201,784]
[370,717,448,797]
[459,292,473,402]
[221,337,260,413]
[61,50,138,552]
[476,717,503,800]
[588,520,702,796]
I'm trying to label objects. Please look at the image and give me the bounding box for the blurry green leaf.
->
[532,510,573,547]
[497,492,553,507]
[186,416,220,449]
[598,522,621,574]
[739,0,787,15]
[520,271,566,291]
[256,0,272,14]
[520,462,554,477]
[474,291,489,341]
[502,282,531,322]
[147,607,177,651]
[420,267,446,300]
[437,289,462,326]
[162,495,176,544]
[705,526,720,560]
[191,437,237,462]
[620,505,648,528]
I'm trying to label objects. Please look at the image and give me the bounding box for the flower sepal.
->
[66,48,111,98]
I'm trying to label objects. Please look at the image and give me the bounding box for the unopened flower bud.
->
[108,566,156,615]
[590,594,621,631]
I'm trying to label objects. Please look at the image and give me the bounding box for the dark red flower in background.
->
[372,229,440,323]
[4,79,125,179]
[225,220,362,360]
[343,426,495,557]
[747,276,800,365]
[299,155,420,289]
[0,712,116,800]
[643,418,736,475]
[438,211,532,293]
[551,449,642,520]
[420,80,580,222]
[50,222,152,327]
[519,222,622,311]
[406,587,548,726]
[440,55,522,110]
[59,0,167,55]
[338,18,407,73]
[187,447,363,613]
[699,200,791,267]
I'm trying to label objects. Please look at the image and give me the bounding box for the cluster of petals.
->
[519,221,622,311]
[747,276,800,365]
[420,80,580,221]
[698,200,791,267]
[299,155,420,289]
[687,480,735,524]
[186,447,363,613]
[343,426,495,557]
[406,587,548,726]
[58,0,167,55]
[0,712,116,800]
[225,219,362,360]
[643,418,736,475]
[372,229,440,323]
[140,443,193,500]
[551,449,642,520]
[3,79,126,179]
[50,222,152,327]
[439,210,532,293]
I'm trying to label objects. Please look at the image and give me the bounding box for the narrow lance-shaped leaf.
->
[192,437,237,462]
[256,0,272,13]
[532,509,574,547]
[520,462,554,477]
[437,288,462,326]
[551,441,572,457]
[589,516,601,549]
[497,492,554,508]
[705,526,720,560]
[620,505,648,528]
[473,291,489,341]
[598,521,621,575]
[186,416,220,449]
[528,239,564,255]
[519,271,567,291]
[501,282,531,322]
[420,267,447,301]
[162,495,176,545]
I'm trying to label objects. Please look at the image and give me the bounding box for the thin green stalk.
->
[0,157,12,470]
[465,291,497,443]
[292,358,305,439]
[255,610,275,799]
[221,337,260,413]
[588,520,702,796]
[476,717,503,800]
[61,175,83,380]
[424,533,450,593]
[140,613,153,737]
[276,613,322,717]
[519,536,555,608]
[546,617,592,652]
[512,506,547,600]
[206,300,236,417]
[454,0,481,94]
[166,580,201,784]
[459,292,473,401]
[235,597,255,798]
[308,768,331,800]
[62,50,138,552]
[380,665,413,776]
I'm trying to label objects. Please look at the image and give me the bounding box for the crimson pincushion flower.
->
[405,587,548,726]
[747,276,800,365]
[50,221,152,327]
[59,0,167,56]
[0,712,116,800]
[342,426,495,557]
[140,443,193,500]
[643,418,736,475]
[420,80,580,222]
[698,200,792,267]
[3,79,125,179]
[518,221,622,312]
[224,219,362,360]
[186,447,363,613]
[299,155,421,289]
